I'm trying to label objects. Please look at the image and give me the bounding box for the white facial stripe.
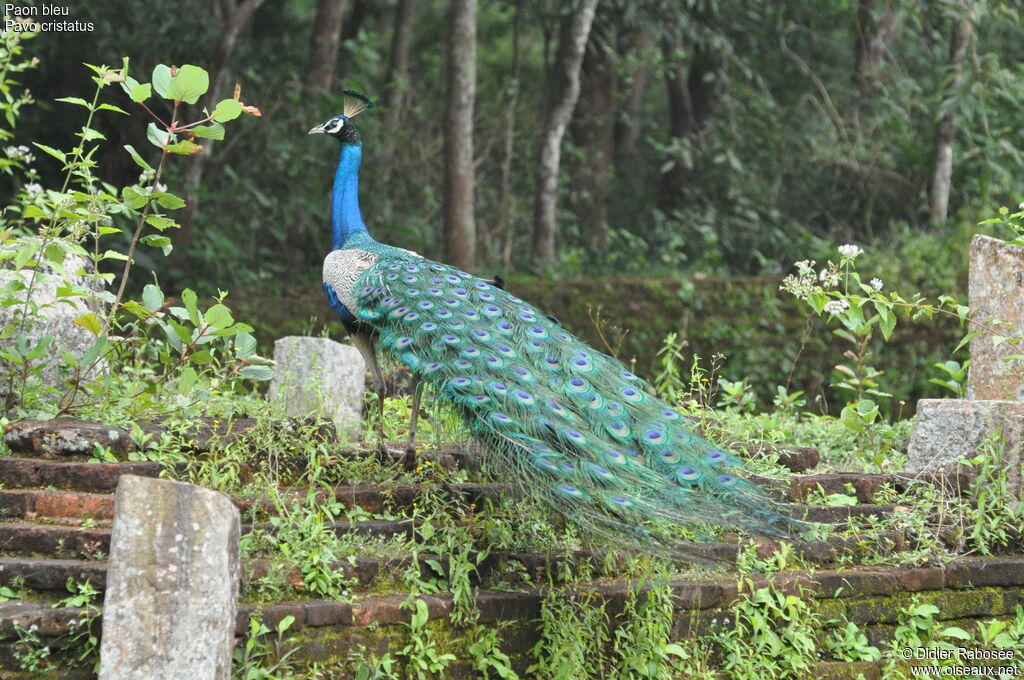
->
[326,118,345,133]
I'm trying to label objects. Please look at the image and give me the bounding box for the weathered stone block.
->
[907,399,1024,493]
[969,234,1024,400]
[268,336,365,429]
[0,242,107,398]
[99,475,240,680]
[3,418,133,459]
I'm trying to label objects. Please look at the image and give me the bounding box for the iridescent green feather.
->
[353,256,795,556]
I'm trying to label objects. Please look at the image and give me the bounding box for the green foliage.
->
[232,611,300,680]
[713,579,820,680]
[0,43,270,419]
[611,579,691,680]
[528,587,609,680]
[15,578,102,675]
[400,598,456,680]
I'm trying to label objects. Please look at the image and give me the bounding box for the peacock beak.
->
[308,123,326,135]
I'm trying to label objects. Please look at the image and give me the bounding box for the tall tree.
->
[177,0,266,248]
[928,0,973,228]
[532,0,601,266]
[661,38,717,208]
[309,0,348,92]
[569,22,617,248]
[442,0,477,271]
[385,0,417,132]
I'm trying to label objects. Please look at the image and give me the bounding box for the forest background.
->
[5,0,1023,414]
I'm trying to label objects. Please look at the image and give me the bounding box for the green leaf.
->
[204,303,233,329]
[189,349,213,365]
[190,123,225,140]
[122,300,150,319]
[123,144,154,172]
[166,64,209,104]
[211,98,242,122]
[145,215,177,231]
[98,103,130,115]
[74,313,102,335]
[140,234,172,256]
[151,64,172,97]
[178,366,198,393]
[80,127,106,142]
[234,332,257,358]
[101,249,130,262]
[155,192,186,210]
[56,96,89,108]
[33,143,66,163]
[142,283,164,311]
[121,186,148,210]
[146,122,172,148]
[165,140,204,155]
[239,365,274,381]
[130,82,152,103]
[181,288,200,326]
[941,626,971,640]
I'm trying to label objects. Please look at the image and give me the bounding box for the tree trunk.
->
[309,0,348,92]
[496,0,522,270]
[176,0,265,249]
[385,0,417,131]
[661,39,716,206]
[569,25,616,248]
[616,29,653,159]
[532,0,600,266]
[442,0,477,271]
[336,0,368,83]
[850,0,897,119]
[928,0,973,228]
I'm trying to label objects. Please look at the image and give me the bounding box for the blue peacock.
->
[314,91,794,553]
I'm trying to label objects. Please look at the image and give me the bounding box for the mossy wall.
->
[234,275,960,413]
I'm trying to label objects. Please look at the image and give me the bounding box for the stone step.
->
[790,469,973,503]
[0,489,116,521]
[0,458,163,493]
[4,557,1024,676]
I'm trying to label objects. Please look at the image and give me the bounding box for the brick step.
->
[4,557,1024,676]
[5,418,820,474]
[790,469,973,503]
[0,489,116,521]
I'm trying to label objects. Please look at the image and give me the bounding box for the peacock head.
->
[308,89,375,144]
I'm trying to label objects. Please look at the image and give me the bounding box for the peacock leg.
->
[399,374,423,471]
[347,326,388,458]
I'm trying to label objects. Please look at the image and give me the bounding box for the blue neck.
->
[331,142,367,249]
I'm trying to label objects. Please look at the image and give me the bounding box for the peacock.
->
[314,91,795,553]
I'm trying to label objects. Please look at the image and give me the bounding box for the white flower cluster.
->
[870,278,883,291]
[25,183,42,197]
[838,244,863,259]
[823,299,849,315]
[818,266,839,289]
[780,259,817,299]
[5,145,34,163]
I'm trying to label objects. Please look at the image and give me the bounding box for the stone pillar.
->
[907,399,1024,496]
[268,336,366,428]
[99,476,240,680]
[968,234,1024,400]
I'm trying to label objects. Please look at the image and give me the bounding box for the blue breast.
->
[323,281,355,323]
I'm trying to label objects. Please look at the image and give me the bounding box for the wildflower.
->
[823,299,849,315]
[155,181,168,193]
[818,267,839,289]
[870,278,883,291]
[838,244,863,259]
[5,145,32,162]
[25,183,42,197]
